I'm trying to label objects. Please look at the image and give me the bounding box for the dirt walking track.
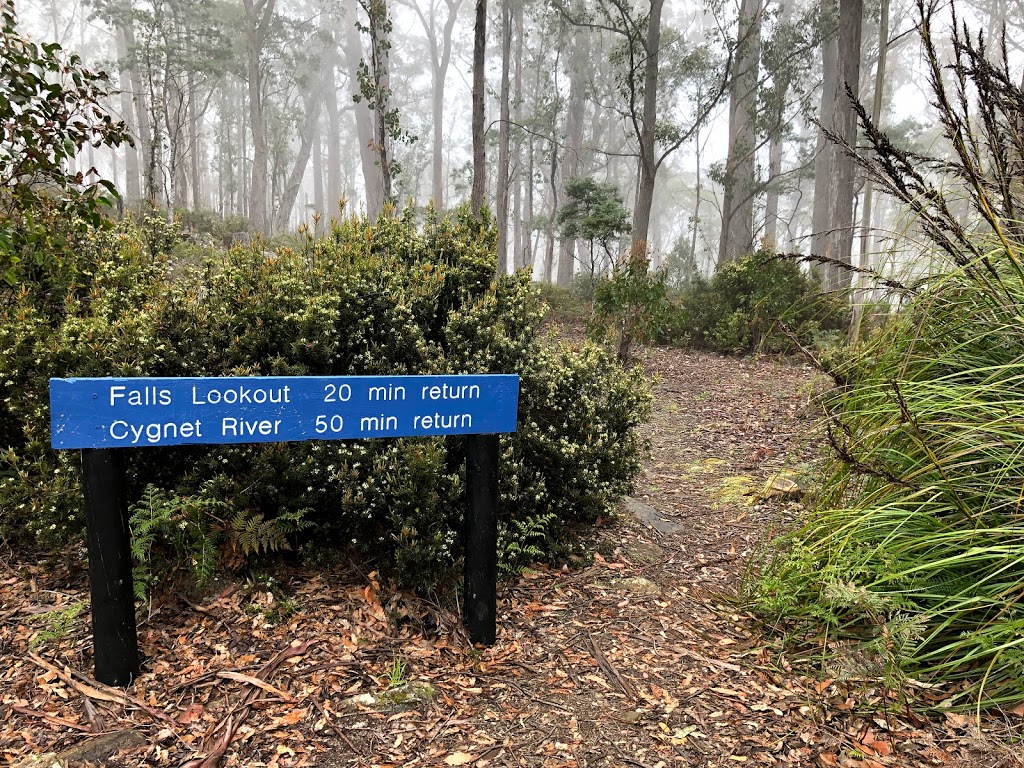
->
[0,347,1019,768]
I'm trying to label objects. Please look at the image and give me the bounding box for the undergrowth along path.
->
[0,347,1020,767]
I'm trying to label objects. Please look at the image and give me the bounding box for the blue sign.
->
[50,375,520,449]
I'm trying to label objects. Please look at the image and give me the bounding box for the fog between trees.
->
[15,0,1022,286]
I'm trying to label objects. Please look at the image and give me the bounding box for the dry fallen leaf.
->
[444,751,477,766]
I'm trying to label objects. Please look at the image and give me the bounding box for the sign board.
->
[50,374,520,449]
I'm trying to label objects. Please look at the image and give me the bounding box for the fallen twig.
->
[10,705,93,732]
[180,638,317,768]
[555,649,581,688]
[586,633,637,700]
[216,670,294,701]
[506,679,574,713]
[309,696,358,752]
[27,651,175,725]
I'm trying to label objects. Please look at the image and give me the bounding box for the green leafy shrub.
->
[534,282,590,327]
[0,206,650,594]
[501,343,650,570]
[680,254,848,354]
[588,260,674,362]
[177,208,254,247]
[0,5,129,296]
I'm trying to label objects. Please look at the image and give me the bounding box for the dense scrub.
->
[0,209,650,593]
[678,254,848,354]
[542,254,847,359]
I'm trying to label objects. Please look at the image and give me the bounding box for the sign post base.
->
[464,433,499,645]
[81,448,139,687]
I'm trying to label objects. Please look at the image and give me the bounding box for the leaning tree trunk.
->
[273,88,324,232]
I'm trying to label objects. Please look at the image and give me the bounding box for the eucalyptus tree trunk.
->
[325,55,342,219]
[122,23,155,204]
[114,26,140,205]
[524,133,535,273]
[543,34,564,283]
[688,119,703,281]
[763,0,790,251]
[239,81,248,217]
[763,138,783,249]
[717,0,762,266]
[545,139,557,283]
[273,89,324,232]
[826,0,863,291]
[342,0,384,219]
[216,89,227,215]
[470,0,487,218]
[811,27,838,276]
[511,0,524,269]
[242,0,277,235]
[557,3,586,286]
[432,1,461,208]
[188,70,201,210]
[365,1,393,207]
[406,0,462,209]
[630,0,665,261]
[849,0,888,344]
[496,0,513,275]
[313,121,325,233]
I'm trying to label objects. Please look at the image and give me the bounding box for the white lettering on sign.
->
[360,415,398,432]
[323,383,352,402]
[109,419,203,444]
[192,385,291,405]
[50,375,519,449]
[421,384,481,400]
[222,417,282,437]
[368,384,405,401]
[110,385,172,407]
[413,413,472,429]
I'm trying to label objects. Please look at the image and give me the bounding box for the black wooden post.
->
[80,448,139,686]
[464,433,499,645]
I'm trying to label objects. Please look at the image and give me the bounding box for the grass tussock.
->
[752,252,1024,709]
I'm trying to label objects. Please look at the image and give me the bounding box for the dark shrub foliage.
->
[0,207,650,593]
[680,254,848,354]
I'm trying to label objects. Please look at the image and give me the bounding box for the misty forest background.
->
[11,0,953,294]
